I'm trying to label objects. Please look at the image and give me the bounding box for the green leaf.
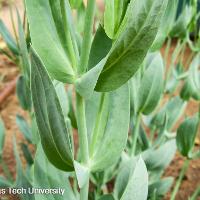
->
[75,58,107,99]
[54,81,69,118]
[170,5,192,39]
[88,25,112,70]
[176,115,199,157]
[142,140,176,171]
[0,19,19,55]
[69,0,82,9]
[25,0,75,83]
[76,25,112,99]
[104,0,115,39]
[30,48,74,171]
[114,157,137,200]
[0,176,12,187]
[90,84,130,172]
[138,52,164,114]
[85,92,102,142]
[17,10,31,78]
[151,97,186,131]
[148,177,174,198]
[151,0,178,51]
[130,70,141,116]
[16,75,32,111]
[120,157,148,200]
[98,194,115,200]
[34,144,77,200]
[95,0,168,92]
[104,0,130,39]
[74,161,89,188]
[180,54,200,101]
[67,87,77,129]
[13,138,35,200]
[16,114,32,143]
[0,118,5,158]
[20,143,34,165]
[30,114,40,145]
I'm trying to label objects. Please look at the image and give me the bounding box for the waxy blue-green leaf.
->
[74,161,89,188]
[16,75,32,111]
[67,86,77,129]
[75,25,111,98]
[98,194,115,200]
[0,118,5,158]
[30,48,74,171]
[26,0,75,83]
[54,81,69,119]
[34,144,77,200]
[20,143,34,165]
[151,97,186,131]
[180,54,200,101]
[17,10,31,78]
[90,84,130,172]
[16,114,32,143]
[148,177,174,198]
[119,157,148,200]
[0,19,19,55]
[13,138,35,200]
[114,157,137,200]
[75,58,107,99]
[170,5,193,39]
[138,52,164,114]
[151,0,178,51]
[176,115,199,157]
[0,176,12,188]
[88,25,112,70]
[85,92,102,142]
[69,0,82,9]
[142,140,176,171]
[130,70,141,116]
[95,0,168,92]
[104,0,130,39]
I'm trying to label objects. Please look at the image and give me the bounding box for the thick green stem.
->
[131,113,141,156]
[76,94,89,164]
[76,93,89,200]
[80,179,89,200]
[165,40,184,88]
[0,159,13,182]
[78,0,96,74]
[90,93,106,156]
[170,159,190,200]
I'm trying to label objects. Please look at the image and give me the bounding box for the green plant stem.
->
[60,0,77,70]
[76,93,89,200]
[190,185,200,200]
[164,38,172,66]
[80,179,89,200]
[9,3,19,48]
[131,113,141,156]
[185,52,195,68]
[76,93,89,164]
[79,0,96,74]
[170,159,190,200]
[165,40,184,88]
[150,126,156,143]
[0,159,13,182]
[90,93,106,155]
